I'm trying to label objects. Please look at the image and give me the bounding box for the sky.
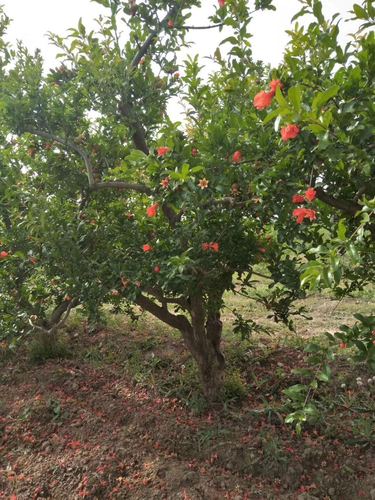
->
[0,0,357,120]
[1,0,356,68]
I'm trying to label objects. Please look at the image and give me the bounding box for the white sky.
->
[2,0,356,68]
[1,1,356,120]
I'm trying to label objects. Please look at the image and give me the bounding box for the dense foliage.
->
[0,0,374,399]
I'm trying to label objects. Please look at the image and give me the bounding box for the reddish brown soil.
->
[0,328,374,500]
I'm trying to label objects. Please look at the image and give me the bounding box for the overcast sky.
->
[1,1,356,120]
[1,0,356,68]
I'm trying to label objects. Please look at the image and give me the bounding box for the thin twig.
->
[181,23,224,30]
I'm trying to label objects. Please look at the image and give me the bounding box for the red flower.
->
[253,91,273,110]
[281,124,301,141]
[305,187,317,202]
[218,0,226,7]
[292,208,317,224]
[202,242,219,252]
[157,146,171,157]
[258,247,266,254]
[232,150,242,163]
[160,177,170,188]
[339,342,348,349]
[191,148,199,157]
[269,79,283,95]
[167,19,174,28]
[210,242,219,252]
[154,266,161,273]
[292,194,305,204]
[147,203,159,217]
[0,250,9,259]
[142,244,153,252]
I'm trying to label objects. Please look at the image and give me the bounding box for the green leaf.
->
[263,107,290,125]
[307,123,327,135]
[91,0,109,6]
[337,219,347,241]
[312,0,324,23]
[312,85,339,112]
[275,86,289,109]
[78,18,86,36]
[288,86,302,112]
[317,365,331,382]
[353,4,368,19]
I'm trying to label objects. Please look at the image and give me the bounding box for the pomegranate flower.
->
[253,90,273,110]
[157,146,171,157]
[292,194,305,204]
[281,124,301,141]
[160,177,170,189]
[210,242,219,252]
[0,251,9,259]
[232,150,242,163]
[269,79,283,95]
[147,203,159,217]
[202,242,219,252]
[142,244,153,252]
[292,208,317,224]
[198,178,209,189]
[218,0,226,7]
[305,187,317,202]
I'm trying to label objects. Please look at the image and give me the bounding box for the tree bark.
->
[192,320,225,402]
[136,290,226,402]
[187,294,225,402]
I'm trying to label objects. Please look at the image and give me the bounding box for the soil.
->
[0,324,374,500]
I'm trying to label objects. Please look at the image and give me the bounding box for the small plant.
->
[48,398,62,421]
[283,341,333,433]
[326,314,375,370]
[223,370,248,402]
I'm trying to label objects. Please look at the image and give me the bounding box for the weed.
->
[223,370,248,402]
[29,333,71,363]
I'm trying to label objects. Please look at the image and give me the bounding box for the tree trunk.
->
[188,296,226,402]
[135,290,226,402]
[193,339,225,402]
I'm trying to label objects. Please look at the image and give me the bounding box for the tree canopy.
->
[0,0,374,399]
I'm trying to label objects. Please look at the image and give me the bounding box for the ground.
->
[0,290,374,500]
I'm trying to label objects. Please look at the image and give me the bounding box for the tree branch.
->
[24,127,96,186]
[93,181,152,194]
[122,5,181,155]
[181,23,224,30]
[203,197,252,209]
[130,5,180,69]
[136,293,191,333]
[23,127,152,195]
[30,298,79,335]
[315,187,361,216]
[145,287,190,311]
